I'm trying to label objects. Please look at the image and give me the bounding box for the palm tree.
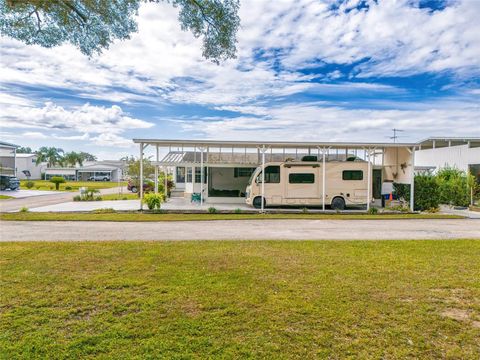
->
[64,151,84,167]
[36,147,64,167]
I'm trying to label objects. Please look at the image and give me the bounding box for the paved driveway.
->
[0,187,126,212]
[1,219,479,241]
[0,189,57,198]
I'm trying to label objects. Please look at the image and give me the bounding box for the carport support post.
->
[164,166,168,202]
[154,145,159,195]
[322,147,326,212]
[140,142,144,210]
[260,145,267,213]
[366,149,371,212]
[410,146,415,212]
[200,147,204,206]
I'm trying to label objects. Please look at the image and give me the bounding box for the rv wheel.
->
[253,196,265,209]
[331,197,345,211]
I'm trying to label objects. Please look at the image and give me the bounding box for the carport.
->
[133,139,417,212]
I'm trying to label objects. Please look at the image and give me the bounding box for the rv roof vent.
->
[301,155,317,162]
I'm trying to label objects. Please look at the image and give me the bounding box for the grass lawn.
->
[99,193,138,201]
[20,180,126,191]
[1,240,479,358]
[0,195,13,200]
[0,212,464,222]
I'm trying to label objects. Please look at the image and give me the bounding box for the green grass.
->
[0,195,14,200]
[0,212,464,222]
[99,193,138,201]
[1,240,479,358]
[20,180,126,191]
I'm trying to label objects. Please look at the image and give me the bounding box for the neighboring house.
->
[44,160,127,181]
[415,137,480,182]
[15,153,43,179]
[0,141,19,176]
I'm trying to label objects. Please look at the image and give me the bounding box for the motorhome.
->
[245,157,370,210]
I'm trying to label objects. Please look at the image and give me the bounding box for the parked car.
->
[0,175,20,191]
[88,175,111,182]
[127,179,154,193]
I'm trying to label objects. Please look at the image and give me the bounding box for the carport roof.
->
[133,138,415,149]
[0,141,19,148]
[417,137,480,149]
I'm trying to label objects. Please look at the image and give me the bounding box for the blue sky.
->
[1,0,479,159]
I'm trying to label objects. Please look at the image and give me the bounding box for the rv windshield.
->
[248,167,260,185]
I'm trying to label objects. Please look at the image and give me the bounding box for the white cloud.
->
[0,101,154,148]
[177,99,480,142]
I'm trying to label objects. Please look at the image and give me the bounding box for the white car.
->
[88,175,110,182]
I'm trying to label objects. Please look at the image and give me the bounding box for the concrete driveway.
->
[1,219,479,241]
[0,187,127,212]
[0,189,57,198]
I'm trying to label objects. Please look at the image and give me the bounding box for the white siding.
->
[415,145,480,172]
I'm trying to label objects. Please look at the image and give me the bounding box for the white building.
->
[415,137,480,181]
[44,160,127,181]
[15,153,43,179]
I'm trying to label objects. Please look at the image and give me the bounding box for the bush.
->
[73,195,81,201]
[234,208,242,214]
[20,206,29,213]
[95,196,102,201]
[65,186,72,190]
[208,207,217,214]
[36,186,40,189]
[437,167,469,207]
[394,174,440,211]
[50,176,65,190]
[143,193,163,210]
[368,207,378,215]
[25,181,35,189]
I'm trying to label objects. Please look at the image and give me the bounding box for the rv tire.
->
[253,196,265,209]
[331,197,346,211]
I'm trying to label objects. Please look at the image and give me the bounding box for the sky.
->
[1,0,480,160]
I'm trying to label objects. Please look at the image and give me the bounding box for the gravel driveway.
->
[1,219,479,241]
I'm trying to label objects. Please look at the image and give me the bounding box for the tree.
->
[0,0,240,63]
[36,146,64,167]
[127,157,155,181]
[63,151,84,167]
[49,176,65,190]
[16,146,33,153]
[79,151,97,162]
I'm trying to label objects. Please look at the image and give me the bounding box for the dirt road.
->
[1,219,479,241]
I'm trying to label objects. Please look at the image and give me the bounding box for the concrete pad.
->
[0,189,59,198]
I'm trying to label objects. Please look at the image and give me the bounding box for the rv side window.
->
[289,173,315,184]
[343,170,363,180]
[257,166,280,183]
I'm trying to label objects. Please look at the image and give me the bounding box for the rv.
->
[245,158,371,210]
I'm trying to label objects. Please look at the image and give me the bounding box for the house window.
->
[257,166,280,183]
[343,170,363,180]
[186,168,193,183]
[195,167,207,183]
[234,167,256,177]
[289,173,315,184]
[176,167,186,183]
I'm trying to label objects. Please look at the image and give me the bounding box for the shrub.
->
[50,176,65,190]
[82,188,100,201]
[49,185,54,190]
[95,196,102,201]
[302,207,309,213]
[20,206,29,213]
[73,195,81,201]
[394,175,440,211]
[234,208,242,214]
[25,181,35,189]
[208,207,217,214]
[143,193,163,210]
[65,186,72,190]
[36,186,40,190]
[368,207,378,215]
[437,167,470,207]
